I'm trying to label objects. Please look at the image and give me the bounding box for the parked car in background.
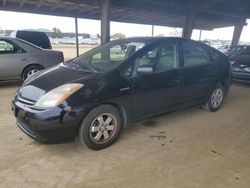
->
[202,40,210,46]
[231,46,250,83]
[12,37,231,150]
[0,37,63,81]
[218,45,231,54]
[11,30,52,49]
[226,45,249,57]
[80,38,100,45]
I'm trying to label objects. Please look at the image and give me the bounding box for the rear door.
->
[181,41,218,104]
[130,40,184,120]
[0,39,29,80]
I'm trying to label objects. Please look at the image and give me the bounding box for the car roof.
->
[109,37,206,47]
[0,36,26,43]
[0,36,19,40]
[0,37,43,51]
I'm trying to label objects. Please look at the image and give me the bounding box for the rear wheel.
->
[78,105,122,150]
[204,84,225,112]
[22,65,43,80]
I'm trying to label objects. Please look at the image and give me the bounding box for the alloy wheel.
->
[89,113,117,144]
[211,88,224,109]
[27,69,39,78]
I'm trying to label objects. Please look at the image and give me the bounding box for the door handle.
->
[171,78,181,84]
[120,87,130,91]
[21,59,27,61]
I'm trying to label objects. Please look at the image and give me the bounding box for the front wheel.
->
[78,105,122,150]
[204,84,225,112]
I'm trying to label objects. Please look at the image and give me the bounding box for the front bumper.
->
[12,100,85,143]
[232,71,250,83]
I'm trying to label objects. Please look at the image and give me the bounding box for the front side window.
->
[0,40,25,54]
[183,42,209,67]
[71,40,147,72]
[133,42,179,75]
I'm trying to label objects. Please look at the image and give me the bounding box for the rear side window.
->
[182,42,209,67]
[0,39,25,54]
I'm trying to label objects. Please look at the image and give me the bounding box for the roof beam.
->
[35,3,42,9]
[182,10,197,39]
[201,0,228,9]
[0,0,247,30]
[2,0,6,6]
[19,0,26,8]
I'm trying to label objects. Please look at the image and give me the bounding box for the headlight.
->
[35,83,83,108]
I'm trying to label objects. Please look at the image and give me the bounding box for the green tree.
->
[111,33,126,40]
[52,27,62,38]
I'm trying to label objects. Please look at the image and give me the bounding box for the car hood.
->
[18,63,98,102]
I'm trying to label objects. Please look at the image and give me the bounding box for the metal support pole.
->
[75,17,79,57]
[231,20,246,47]
[199,30,202,41]
[101,0,110,44]
[151,25,154,37]
[182,10,196,39]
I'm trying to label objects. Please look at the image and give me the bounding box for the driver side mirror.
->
[137,67,153,74]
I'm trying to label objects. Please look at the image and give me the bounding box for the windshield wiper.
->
[67,61,97,72]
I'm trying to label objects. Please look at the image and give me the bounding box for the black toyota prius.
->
[12,37,231,150]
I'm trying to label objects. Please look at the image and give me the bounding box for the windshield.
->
[70,39,150,72]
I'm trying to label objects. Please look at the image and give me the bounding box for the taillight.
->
[59,53,64,62]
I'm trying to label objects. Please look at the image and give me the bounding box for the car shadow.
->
[232,81,250,87]
[0,80,22,87]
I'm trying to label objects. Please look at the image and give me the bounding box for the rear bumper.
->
[12,100,85,143]
[232,71,250,83]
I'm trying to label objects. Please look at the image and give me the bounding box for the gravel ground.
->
[0,82,250,188]
[52,44,97,60]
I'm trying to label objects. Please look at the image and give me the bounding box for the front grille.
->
[17,95,36,105]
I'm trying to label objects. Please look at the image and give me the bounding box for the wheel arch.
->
[104,102,128,128]
[21,64,44,79]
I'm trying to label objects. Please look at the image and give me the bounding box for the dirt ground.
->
[52,44,97,60]
[0,83,250,188]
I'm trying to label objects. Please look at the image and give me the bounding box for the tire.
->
[22,65,43,80]
[203,84,225,112]
[78,104,122,150]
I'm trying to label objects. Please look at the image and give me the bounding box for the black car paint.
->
[12,38,231,143]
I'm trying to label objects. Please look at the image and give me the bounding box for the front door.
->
[130,40,184,120]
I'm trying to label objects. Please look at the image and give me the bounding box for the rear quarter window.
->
[205,45,228,63]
